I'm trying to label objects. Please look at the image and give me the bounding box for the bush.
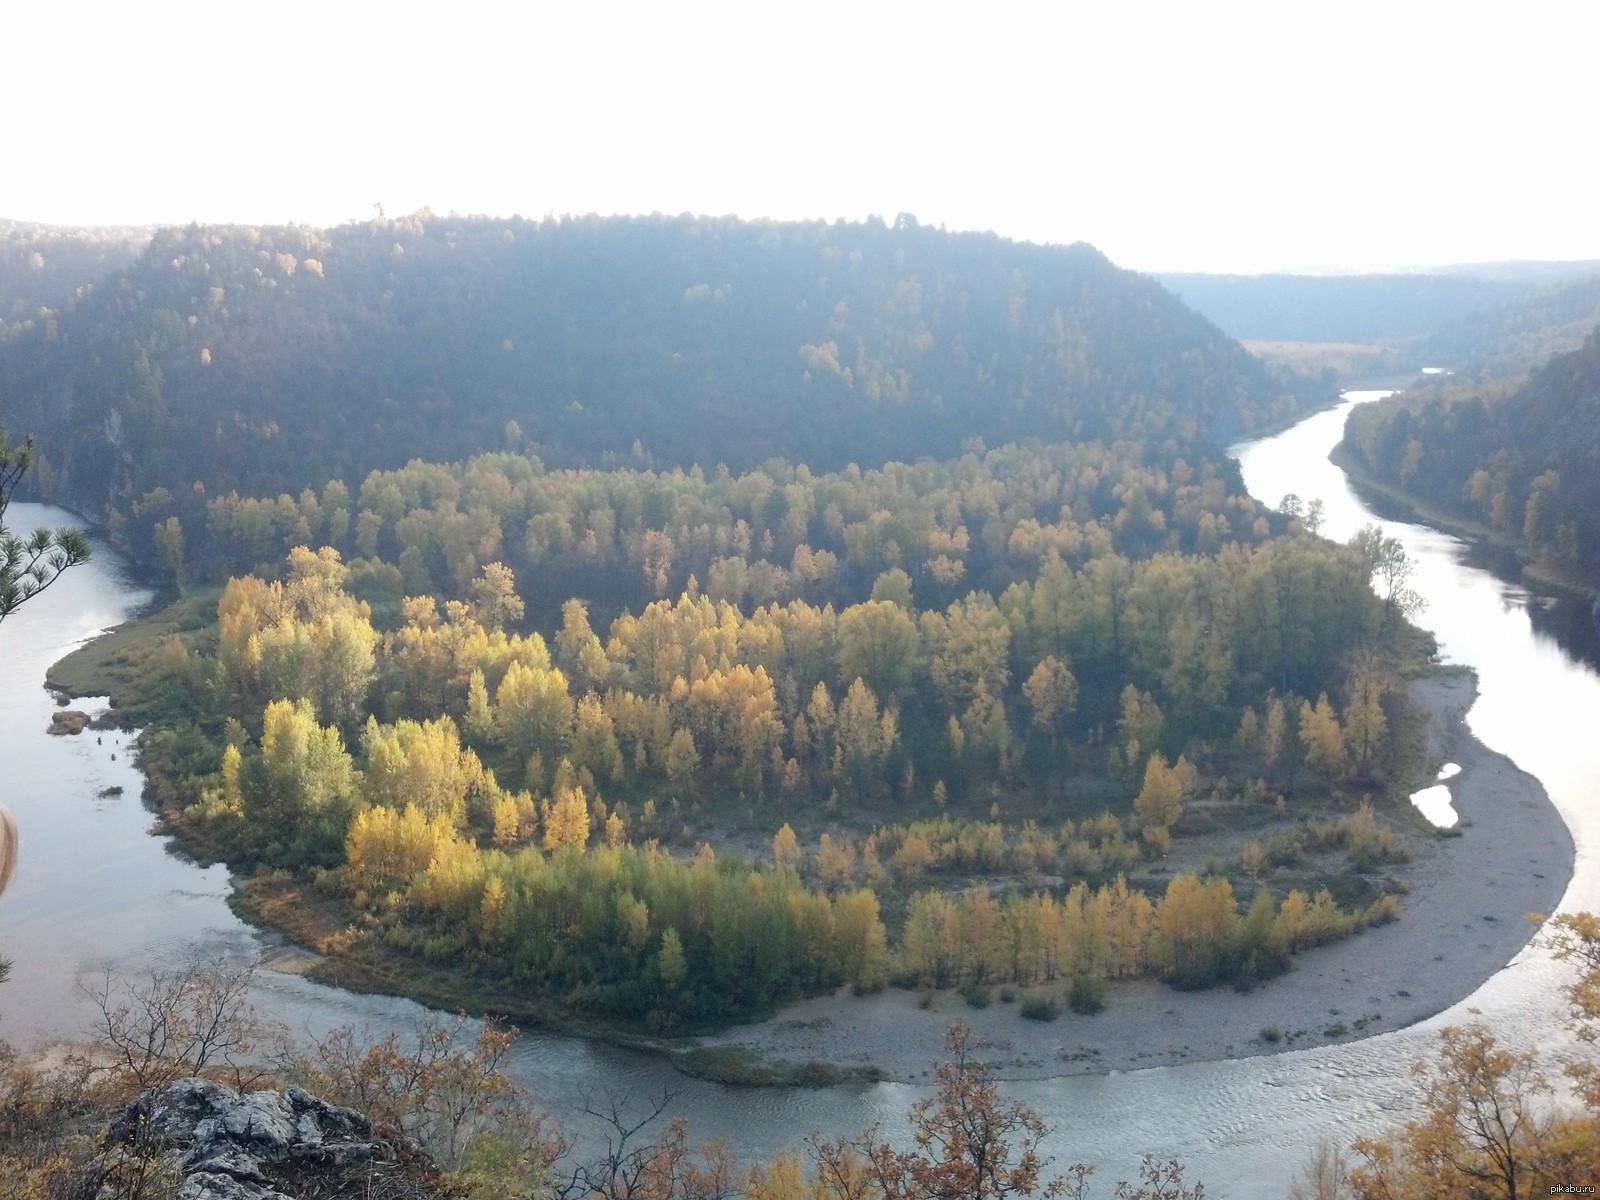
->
[1068,974,1106,1015]
[961,982,992,1009]
[1020,994,1058,1022]
[1365,894,1402,924]
[1259,1025,1282,1043]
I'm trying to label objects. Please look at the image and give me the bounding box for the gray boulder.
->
[99,1077,422,1200]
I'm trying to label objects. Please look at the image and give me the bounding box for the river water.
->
[1,389,1596,1196]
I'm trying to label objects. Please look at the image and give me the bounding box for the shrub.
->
[1020,994,1058,1022]
[1365,894,1402,924]
[1068,974,1106,1015]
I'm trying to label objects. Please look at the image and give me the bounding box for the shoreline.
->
[694,669,1575,1082]
[46,600,1574,1087]
[1328,440,1597,605]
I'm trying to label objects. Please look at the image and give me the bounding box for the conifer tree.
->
[0,425,90,625]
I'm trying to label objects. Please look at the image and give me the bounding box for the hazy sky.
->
[6,0,1593,273]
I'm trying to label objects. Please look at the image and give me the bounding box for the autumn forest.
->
[0,213,1452,1037]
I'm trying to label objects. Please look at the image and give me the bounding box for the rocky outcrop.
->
[97,1078,439,1200]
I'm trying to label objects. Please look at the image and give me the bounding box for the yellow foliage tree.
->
[1153,872,1239,988]
[361,716,483,830]
[346,804,461,897]
[772,823,801,871]
[543,785,590,852]
[1343,648,1389,775]
[817,833,856,889]
[1299,693,1346,777]
[1132,753,1195,832]
[832,888,890,990]
[1022,655,1078,735]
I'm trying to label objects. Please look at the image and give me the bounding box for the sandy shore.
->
[696,670,1574,1081]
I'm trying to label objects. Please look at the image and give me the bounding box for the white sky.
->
[5,0,1595,273]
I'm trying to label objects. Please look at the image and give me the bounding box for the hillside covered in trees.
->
[0,219,150,332]
[1160,262,1600,346]
[1162,264,1600,384]
[1340,326,1600,591]
[0,212,1324,533]
[1157,271,1544,346]
[1409,272,1600,379]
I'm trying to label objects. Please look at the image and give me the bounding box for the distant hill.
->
[0,213,1324,523]
[1341,327,1600,589]
[1160,262,1599,343]
[1410,274,1600,378]
[0,220,151,332]
[1155,272,1543,345]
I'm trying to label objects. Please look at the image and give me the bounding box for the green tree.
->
[254,697,359,857]
[494,661,575,761]
[657,927,687,991]
[1349,524,1425,625]
[925,592,1011,711]
[837,599,923,701]
[570,693,624,782]
[0,426,90,623]
[153,514,186,589]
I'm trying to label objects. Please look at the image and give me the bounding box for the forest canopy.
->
[1341,325,1600,589]
[122,426,1422,1031]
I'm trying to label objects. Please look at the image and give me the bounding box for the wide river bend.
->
[1,390,1596,1197]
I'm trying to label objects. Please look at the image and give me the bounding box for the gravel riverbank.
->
[696,671,1574,1081]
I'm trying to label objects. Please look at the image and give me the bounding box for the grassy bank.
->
[45,586,220,720]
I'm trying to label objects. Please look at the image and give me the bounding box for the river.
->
[1,389,1596,1196]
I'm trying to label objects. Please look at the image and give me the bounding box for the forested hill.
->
[1410,273,1600,379]
[0,212,1322,522]
[1342,326,1600,589]
[1160,263,1600,350]
[0,220,151,331]
[1156,272,1543,345]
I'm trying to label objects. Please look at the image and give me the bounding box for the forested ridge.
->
[1156,270,1554,346]
[0,212,1325,531]
[0,219,149,333]
[1341,325,1600,590]
[1162,264,1600,394]
[1409,272,1600,378]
